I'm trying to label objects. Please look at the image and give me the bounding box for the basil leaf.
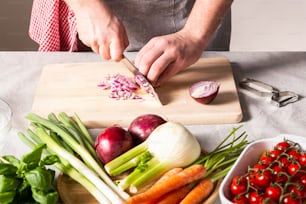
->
[32,189,58,204]
[24,167,54,190]
[40,155,60,166]
[16,181,33,203]
[2,155,20,168]
[0,191,16,204]
[21,144,46,168]
[0,163,17,176]
[0,175,20,192]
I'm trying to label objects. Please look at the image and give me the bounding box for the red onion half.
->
[189,81,220,104]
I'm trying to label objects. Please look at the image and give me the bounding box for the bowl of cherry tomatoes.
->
[219,134,306,204]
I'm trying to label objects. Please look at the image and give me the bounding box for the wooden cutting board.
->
[32,58,242,128]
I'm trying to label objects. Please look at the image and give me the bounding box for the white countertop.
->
[1,51,306,203]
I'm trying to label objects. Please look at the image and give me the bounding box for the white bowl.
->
[219,134,306,204]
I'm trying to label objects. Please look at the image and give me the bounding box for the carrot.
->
[157,185,191,204]
[151,167,183,187]
[133,168,184,204]
[180,177,215,204]
[127,164,206,204]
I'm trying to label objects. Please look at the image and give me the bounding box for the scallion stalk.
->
[105,143,148,174]
[73,113,95,146]
[33,127,122,203]
[18,131,111,204]
[25,112,129,200]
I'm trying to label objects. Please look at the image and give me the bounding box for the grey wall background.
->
[0,1,37,50]
[0,0,306,51]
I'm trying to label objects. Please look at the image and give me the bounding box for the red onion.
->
[134,74,151,93]
[95,126,134,164]
[128,114,166,144]
[98,74,143,101]
[189,81,220,104]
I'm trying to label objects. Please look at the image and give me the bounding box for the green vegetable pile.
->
[0,144,58,204]
[2,110,250,204]
[19,112,128,204]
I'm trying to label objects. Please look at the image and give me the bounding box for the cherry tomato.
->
[230,175,248,195]
[229,139,306,204]
[265,184,282,202]
[293,171,305,182]
[287,162,301,176]
[288,149,300,161]
[274,172,289,185]
[269,149,283,160]
[249,191,264,204]
[299,153,306,166]
[232,194,249,204]
[253,163,268,171]
[279,155,291,168]
[300,174,306,186]
[275,141,291,152]
[262,198,278,204]
[287,184,306,199]
[259,155,273,166]
[248,170,258,187]
[282,193,302,204]
[254,169,272,188]
[271,163,286,176]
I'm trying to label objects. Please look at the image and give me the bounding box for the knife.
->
[121,55,163,106]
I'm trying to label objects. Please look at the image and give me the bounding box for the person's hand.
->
[134,30,205,87]
[73,1,128,61]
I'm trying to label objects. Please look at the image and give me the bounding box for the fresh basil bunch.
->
[0,144,59,204]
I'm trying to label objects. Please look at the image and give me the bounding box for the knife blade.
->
[121,55,163,105]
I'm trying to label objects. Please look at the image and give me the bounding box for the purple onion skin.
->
[95,126,134,164]
[128,114,166,144]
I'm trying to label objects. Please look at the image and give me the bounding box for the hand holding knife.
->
[121,55,163,106]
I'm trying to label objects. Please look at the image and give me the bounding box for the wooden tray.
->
[57,173,221,204]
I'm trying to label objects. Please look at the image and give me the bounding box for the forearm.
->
[182,0,233,49]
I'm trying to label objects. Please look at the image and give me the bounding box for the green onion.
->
[18,131,110,203]
[20,112,130,204]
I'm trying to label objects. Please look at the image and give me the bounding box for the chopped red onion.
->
[98,74,143,101]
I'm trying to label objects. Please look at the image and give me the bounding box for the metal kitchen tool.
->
[121,55,163,106]
[239,78,299,107]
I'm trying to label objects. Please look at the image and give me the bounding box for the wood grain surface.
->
[31,58,242,128]
[57,173,222,204]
